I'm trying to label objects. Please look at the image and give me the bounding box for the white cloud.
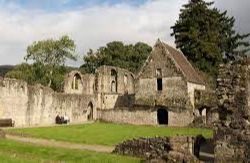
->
[0,0,187,66]
[0,0,249,66]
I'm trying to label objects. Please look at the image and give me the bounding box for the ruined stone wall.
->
[96,66,135,110]
[0,78,96,127]
[97,108,157,125]
[113,136,196,162]
[64,71,83,94]
[168,110,193,127]
[0,78,28,126]
[98,107,193,126]
[135,77,192,111]
[96,65,135,95]
[215,61,250,161]
[64,71,95,95]
[98,94,135,110]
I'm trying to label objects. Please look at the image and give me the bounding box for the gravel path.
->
[6,134,114,153]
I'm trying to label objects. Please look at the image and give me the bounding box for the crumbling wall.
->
[113,136,198,162]
[97,107,157,125]
[98,107,193,126]
[96,65,135,95]
[99,94,135,110]
[0,78,28,126]
[64,71,95,95]
[214,61,250,161]
[95,66,135,110]
[0,78,96,127]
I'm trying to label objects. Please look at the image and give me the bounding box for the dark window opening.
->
[87,102,93,120]
[111,80,117,92]
[157,108,168,125]
[111,69,118,93]
[157,78,163,91]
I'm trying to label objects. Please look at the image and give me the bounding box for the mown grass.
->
[0,139,141,163]
[7,122,213,146]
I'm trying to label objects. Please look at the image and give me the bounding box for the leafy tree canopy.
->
[24,35,77,87]
[81,41,152,73]
[171,0,250,76]
[25,35,77,66]
[5,63,75,92]
[6,35,78,91]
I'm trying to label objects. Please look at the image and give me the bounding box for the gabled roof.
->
[138,39,205,85]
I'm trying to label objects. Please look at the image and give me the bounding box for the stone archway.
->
[87,102,93,121]
[71,73,82,90]
[157,108,168,125]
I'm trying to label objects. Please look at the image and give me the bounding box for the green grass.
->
[7,122,213,146]
[0,139,140,163]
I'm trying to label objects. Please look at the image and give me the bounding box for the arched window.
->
[87,102,93,120]
[124,74,128,86]
[124,74,128,93]
[71,73,81,90]
[111,69,117,92]
[111,81,117,92]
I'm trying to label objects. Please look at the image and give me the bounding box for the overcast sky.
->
[0,0,249,66]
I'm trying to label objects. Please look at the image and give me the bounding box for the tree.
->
[171,0,250,76]
[25,35,77,86]
[81,41,152,73]
[6,63,75,92]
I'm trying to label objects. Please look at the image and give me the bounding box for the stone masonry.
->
[214,60,250,162]
[0,40,206,127]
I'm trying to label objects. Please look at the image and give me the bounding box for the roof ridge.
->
[160,42,186,78]
[162,43,204,84]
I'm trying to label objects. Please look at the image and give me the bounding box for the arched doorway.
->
[157,108,168,125]
[87,102,93,120]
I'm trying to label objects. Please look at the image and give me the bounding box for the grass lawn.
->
[7,122,213,146]
[0,139,140,163]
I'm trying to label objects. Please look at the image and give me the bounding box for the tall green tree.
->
[171,0,250,76]
[25,35,77,86]
[81,41,152,73]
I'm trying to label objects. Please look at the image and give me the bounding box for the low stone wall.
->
[113,136,198,162]
[0,78,96,127]
[97,108,157,125]
[168,110,193,127]
[98,107,193,126]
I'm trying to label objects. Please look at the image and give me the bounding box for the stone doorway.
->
[157,108,168,125]
[87,102,93,120]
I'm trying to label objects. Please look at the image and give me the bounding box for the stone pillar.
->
[214,60,250,162]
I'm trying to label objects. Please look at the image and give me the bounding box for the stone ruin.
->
[112,59,250,162]
[214,60,250,161]
[113,136,199,163]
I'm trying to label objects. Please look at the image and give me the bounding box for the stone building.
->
[0,39,206,127]
[61,40,206,127]
[135,40,205,126]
